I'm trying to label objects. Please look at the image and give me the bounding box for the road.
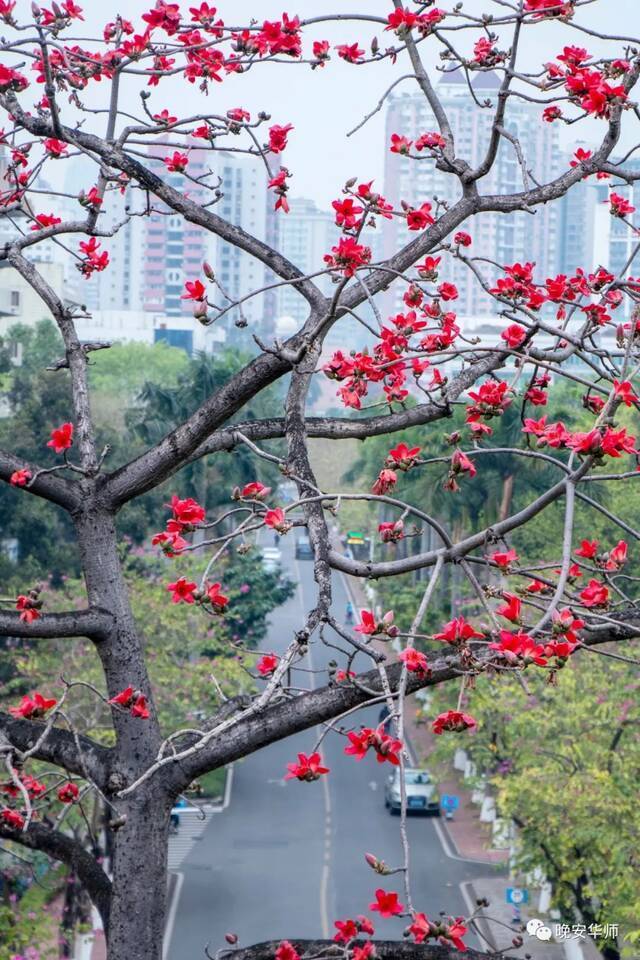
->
[167,535,492,959]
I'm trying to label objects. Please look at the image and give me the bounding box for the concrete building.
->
[142,145,276,348]
[74,308,225,354]
[276,197,338,325]
[0,261,66,337]
[382,72,561,315]
[275,196,382,357]
[555,156,640,318]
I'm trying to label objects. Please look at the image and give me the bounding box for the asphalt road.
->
[167,536,491,960]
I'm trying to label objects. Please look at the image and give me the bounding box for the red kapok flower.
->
[390,133,412,155]
[57,782,80,804]
[500,323,527,349]
[167,577,198,604]
[16,595,40,624]
[609,192,635,218]
[164,151,189,173]
[1,808,25,830]
[240,481,271,500]
[47,422,73,454]
[344,727,377,761]
[130,694,150,719]
[454,231,472,247]
[433,617,483,645]
[489,548,518,571]
[398,647,430,675]
[43,138,68,157]
[182,279,207,301]
[387,443,421,471]
[109,687,134,708]
[603,539,628,571]
[496,593,522,623]
[579,579,609,608]
[432,710,477,735]
[575,538,599,559]
[285,752,329,782]
[151,530,188,557]
[354,610,398,639]
[489,630,548,666]
[268,124,293,154]
[256,653,278,676]
[10,692,57,720]
[336,42,365,63]
[613,379,639,407]
[206,582,228,613]
[372,469,397,496]
[275,943,300,960]
[31,213,62,231]
[334,919,359,943]
[168,494,205,529]
[543,105,562,122]
[378,519,404,543]
[264,507,291,534]
[369,889,404,918]
[10,469,31,487]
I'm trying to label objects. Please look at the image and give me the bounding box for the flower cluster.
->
[285,752,329,782]
[166,577,229,613]
[344,727,403,766]
[78,237,109,277]
[109,686,150,719]
[10,692,57,720]
[152,494,205,556]
[545,43,628,119]
[354,609,399,640]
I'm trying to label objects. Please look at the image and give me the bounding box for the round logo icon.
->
[526,919,552,941]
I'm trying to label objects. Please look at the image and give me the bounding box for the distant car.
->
[295,536,314,560]
[261,546,282,572]
[384,768,440,816]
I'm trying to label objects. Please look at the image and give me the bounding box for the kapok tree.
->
[1,2,640,959]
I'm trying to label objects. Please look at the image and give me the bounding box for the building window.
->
[10,290,20,308]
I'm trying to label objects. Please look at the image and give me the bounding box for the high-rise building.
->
[383,72,561,314]
[276,197,337,326]
[275,197,381,356]
[604,160,640,317]
[555,156,640,318]
[142,145,276,349]
[87,185,145,315]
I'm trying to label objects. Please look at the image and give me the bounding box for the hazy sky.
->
[9,0,640,206]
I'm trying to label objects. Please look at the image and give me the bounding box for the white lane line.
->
[163,870,184,960]
[209,764,234,813]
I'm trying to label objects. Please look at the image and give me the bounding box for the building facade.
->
[383,72,561,315]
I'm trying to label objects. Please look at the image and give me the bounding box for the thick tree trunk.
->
[72,502,172,958]
[107,789,171,960]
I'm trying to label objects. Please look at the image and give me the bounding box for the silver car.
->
[384,768,440,816]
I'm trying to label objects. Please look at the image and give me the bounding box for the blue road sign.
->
[441,794,459,811]
[506,888,529,905]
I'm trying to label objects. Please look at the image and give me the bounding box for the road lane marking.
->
[163,870,184,960]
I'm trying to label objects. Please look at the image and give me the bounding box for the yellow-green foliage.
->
[427,657,640,953]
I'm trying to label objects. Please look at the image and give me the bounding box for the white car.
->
[384,768,440,816]
[261,546,282,572]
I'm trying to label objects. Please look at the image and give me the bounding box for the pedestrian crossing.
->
[167,805,215,871]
